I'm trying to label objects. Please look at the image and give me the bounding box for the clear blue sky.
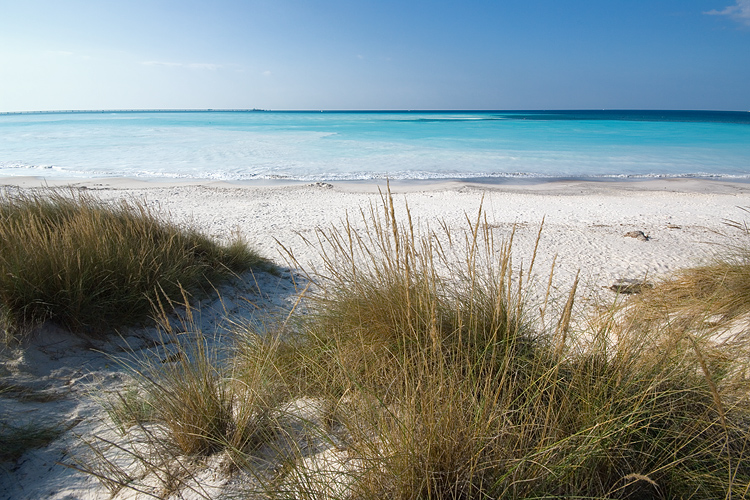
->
[1,0,748,111]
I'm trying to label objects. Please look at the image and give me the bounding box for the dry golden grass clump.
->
[622,234,750,336]
[72,301,290,497]
[81,191,750,499]
[276,192,750,499]
[0,188,270,337]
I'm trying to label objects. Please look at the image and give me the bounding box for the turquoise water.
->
[0,110,748,182]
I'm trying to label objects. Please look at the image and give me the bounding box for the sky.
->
[0,0,749,112]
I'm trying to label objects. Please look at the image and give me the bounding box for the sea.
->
[0,110,749,183]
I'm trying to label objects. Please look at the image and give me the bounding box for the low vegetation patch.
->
[0,188,270,338]
[82,191,750,499]
[274,192,750,499]
[623,249,750,334]
[0,420,63,463]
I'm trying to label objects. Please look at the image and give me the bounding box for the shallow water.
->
[1,110,748,182]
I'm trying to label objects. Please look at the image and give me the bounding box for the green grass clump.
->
[131,304,285,458]
[0,188,270,336]
[0,420,63,463]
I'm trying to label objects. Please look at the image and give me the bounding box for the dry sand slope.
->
[2,177,750,499]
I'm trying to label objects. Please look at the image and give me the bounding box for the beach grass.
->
[620,215,750,337]
[77,190,750,498]
[0,188,271,338]
[0,420,63,463]
[70,298,290,497]
[131,297,285,458]
[270,191,750,499]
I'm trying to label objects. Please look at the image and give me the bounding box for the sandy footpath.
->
[2,176,750,499]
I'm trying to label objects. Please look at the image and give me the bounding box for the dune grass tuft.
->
[622,244,750,336]
[282,192,531,402]
[611,210,750,379]
[70,298,289,497]
[273,190,750,499]
[0,188,271,337]
[0,418,63,463]
[133,298,285,459]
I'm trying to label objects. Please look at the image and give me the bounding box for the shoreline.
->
[3,175,750,195]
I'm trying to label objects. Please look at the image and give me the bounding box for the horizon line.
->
[1,108,749,116]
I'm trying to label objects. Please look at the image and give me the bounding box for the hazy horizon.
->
[2,108,750,115]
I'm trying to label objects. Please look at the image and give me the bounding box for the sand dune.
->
[2,177,750,499]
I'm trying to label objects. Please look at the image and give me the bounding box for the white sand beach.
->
[2,177,750,499]
[6,176,749,301]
